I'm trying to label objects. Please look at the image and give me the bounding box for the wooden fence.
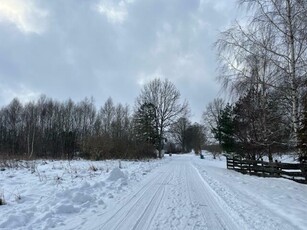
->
[226,156,307,184]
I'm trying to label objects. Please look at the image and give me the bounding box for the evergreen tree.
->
[212,104,235,153]
[298,96,307,157]
[232,89,289,160]
[134,102,158,147]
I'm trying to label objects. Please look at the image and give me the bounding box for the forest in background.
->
[0,79,206,160]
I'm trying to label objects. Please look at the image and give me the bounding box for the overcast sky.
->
[0,0,240,122]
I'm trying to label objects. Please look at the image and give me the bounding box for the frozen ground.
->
[0,153,306,230]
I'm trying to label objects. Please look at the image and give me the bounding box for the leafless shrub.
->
[0,159,21,169]
[22,161,37,173]
[35,168,47,182]
[54,174,64,187]
[89,164,98,172]
[14,190,21,202]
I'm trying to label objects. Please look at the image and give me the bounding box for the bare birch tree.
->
[216,0,307,152]
[202,98,225,144]
[101,97,115,135]
[23,102,38,159]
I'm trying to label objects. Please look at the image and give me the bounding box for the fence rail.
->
[226,156,307,184]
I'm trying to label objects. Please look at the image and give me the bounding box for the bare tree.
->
[185,123,206,155]
[216,0,307,152]
[171,116,191,153]
[202,98,225,144]
[244,0,307,149]
[136,78,188,158]
[5,98,23,155]
[23,102,38,159]
[75,97,96,154]
[101,97,115,135]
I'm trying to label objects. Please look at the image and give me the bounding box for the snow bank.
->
[0,158,168,230]
[107,167,127,181]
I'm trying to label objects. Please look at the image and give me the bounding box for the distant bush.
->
[125,143,157,159]
[203,144,222,159]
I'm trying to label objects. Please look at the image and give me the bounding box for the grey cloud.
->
[0,0,238,121]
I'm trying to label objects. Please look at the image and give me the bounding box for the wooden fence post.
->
[233,156,235,169]
[226,156,229,169]
[275,160,281,177]
[301,163,307,183]
[261,159,264,177]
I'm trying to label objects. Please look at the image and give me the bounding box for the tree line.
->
[0,79,206,160]
[203,0,307,161]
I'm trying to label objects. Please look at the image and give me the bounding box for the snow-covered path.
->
[1,153,306,230]
[64,154,305,230]
[82,158,239,230]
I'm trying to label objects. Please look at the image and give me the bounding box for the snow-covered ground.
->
[0,153,306,230]
[0,158,168,229]
[193,152,307,230]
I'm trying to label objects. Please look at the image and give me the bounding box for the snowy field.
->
[0,153,306,230]
[0,158,168,229]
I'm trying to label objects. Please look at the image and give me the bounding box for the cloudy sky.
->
[0,0,240,122]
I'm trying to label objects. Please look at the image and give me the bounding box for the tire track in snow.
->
[131,179,166,230]
[184,163,206,230]
[188,163,240,230]
[85,157,243,230]
[191,160,299,230]
[93,165,174,230]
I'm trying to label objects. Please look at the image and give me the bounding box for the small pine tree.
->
[134,102,159,147]
[212,104,235,154]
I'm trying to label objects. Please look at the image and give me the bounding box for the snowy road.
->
[1,153,305,229]
[82,157,240,230]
